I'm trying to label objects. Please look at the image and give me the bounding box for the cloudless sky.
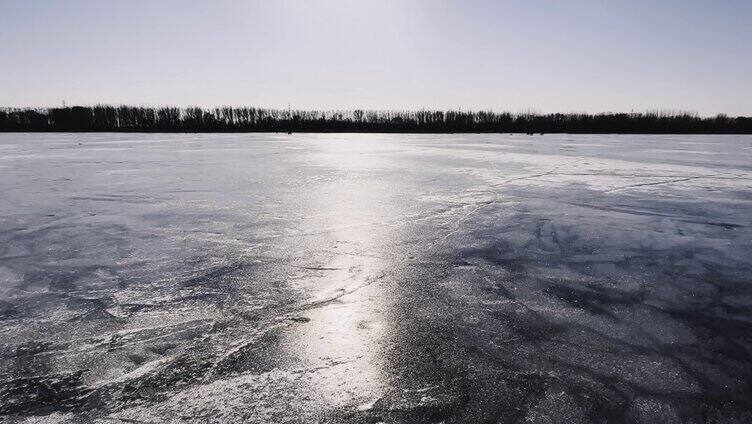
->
[1,0,750,115]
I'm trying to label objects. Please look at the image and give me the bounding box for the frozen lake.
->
[1,133,752,422]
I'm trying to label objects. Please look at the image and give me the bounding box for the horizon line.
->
[1,104,748,119]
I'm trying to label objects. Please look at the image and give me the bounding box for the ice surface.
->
[1,133,751,422]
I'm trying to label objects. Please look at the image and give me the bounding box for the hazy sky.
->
[2,0,751,115]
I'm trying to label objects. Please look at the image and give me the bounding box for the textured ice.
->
[1,133,751,422]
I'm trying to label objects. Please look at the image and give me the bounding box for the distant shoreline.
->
[2,106,751,134]
[3,130,752,135]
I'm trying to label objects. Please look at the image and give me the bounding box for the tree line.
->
[1,105,750,133]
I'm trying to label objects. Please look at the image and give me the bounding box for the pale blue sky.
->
[1,0,750,115]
